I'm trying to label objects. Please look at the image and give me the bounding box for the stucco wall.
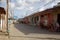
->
[51,13,57,23]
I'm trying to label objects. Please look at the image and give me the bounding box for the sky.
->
[0,0,60,18]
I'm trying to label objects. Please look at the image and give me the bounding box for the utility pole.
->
[6,0,8,33]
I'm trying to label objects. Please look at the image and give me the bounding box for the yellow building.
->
[0,7,6,32]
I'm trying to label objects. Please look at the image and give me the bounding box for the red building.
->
[22,5,60,31]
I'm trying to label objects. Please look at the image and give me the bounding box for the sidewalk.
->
[0,25,9,40]
[0,32,9,40]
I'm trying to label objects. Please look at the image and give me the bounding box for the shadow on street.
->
[14,23,60,35]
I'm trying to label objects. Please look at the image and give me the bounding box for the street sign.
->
[13,16,17,19]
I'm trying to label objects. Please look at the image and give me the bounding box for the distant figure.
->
[51,21,60,32]
[54,22,59,32]
[40,20,44,28]
[43,20,47,27]
[49,21,59,32]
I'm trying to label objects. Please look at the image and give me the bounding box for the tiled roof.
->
[24,6,60,18]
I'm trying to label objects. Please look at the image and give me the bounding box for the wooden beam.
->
[6,0,8,33]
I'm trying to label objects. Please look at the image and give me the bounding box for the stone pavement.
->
[0,23,60,40]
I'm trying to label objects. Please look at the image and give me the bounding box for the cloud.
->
[28,7,34,11]
[39,7,46,11]
[16,6,25,10]
[16,0,41,5]
[56,0,60,2]
[9,2,15,9]
[39,0,60,12]
[38,0,55,11]
[28,0,41,3]
[0,0,6,2]
[16,0,28,6]
[44,0,52,4]
[54,0,60,5]
[15,0,41,10]
[15,0,28,10]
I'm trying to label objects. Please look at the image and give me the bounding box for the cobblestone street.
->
[0,23,60,40]
[9,23,60,40]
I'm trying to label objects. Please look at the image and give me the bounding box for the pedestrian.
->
[55,22,59,32]
[43,19,48,28]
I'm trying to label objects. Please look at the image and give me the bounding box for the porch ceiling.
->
[0,7,6,14]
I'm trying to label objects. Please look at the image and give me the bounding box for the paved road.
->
[9,23,60,40]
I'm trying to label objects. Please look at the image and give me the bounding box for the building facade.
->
[0,7,6,32]
[22,5,60,31]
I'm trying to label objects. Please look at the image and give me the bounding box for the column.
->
[1,14,3,31]
[39,16,40,22]
[2,14,5,31]
[38,16,40,28]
